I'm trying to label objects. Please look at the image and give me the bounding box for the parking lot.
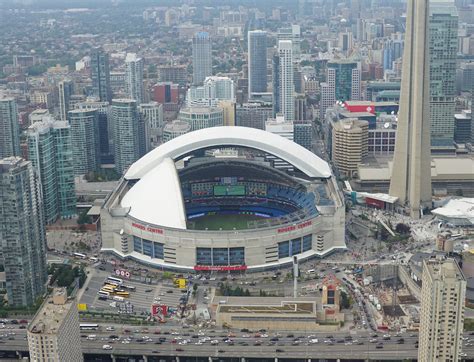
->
[80,275,162,313]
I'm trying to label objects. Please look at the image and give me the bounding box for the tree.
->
[395,223,411,235]
[340,291,352,309]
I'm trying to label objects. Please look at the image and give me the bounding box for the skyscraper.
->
[192,32,212,85]
[327,60,361,102]
[389,0,432,219]
[0,97,20,159]
[125,53,145,104]
[68,109,100,175]
[277,25,301,62]
[112,99,141,175]
[418,258,466,362]
[27,119,76,223]
[0,157,47,307]
[248,30,267,97]
[58,79,73,122]
[28,288,82,362]
[429,1,458,147]
[187,76,235,107]
[91,49,112,102]
[278,40,295,122]
[272,54,280,117]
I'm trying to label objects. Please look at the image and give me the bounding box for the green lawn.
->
[188,214,264,230]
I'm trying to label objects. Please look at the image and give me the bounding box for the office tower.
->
[28,288,82,362]
[0,97,20,158]
[339,32,353,53]
[192,32,212,85]
[383,38,404,71]
[278,40,295,122]
[157,65,187,86]
[179,107,224,131]
[418,258,466,362]
[27,119,76,223]
[389,0,432,219]
[138,102,161,149]
[125,53,145,104]
[294,95,307,121]
[277,25,301,61]
[68,109,100,175]
[187,76,235,107]
[75,100,112,164]
[91,49,112,102]
[58,79,73,122]
[272,54,280,117]
[294,120,313,150]
[327,60,361,102]
[429,1,458,147]
[265,114,294,171]
[248,30,268,97]
[0,157,47,307]
[236,102,273,130]
[112,99,142,175]
[331,119,369,177]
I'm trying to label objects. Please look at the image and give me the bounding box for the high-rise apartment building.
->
[162,120,191,142]
[125,53,145,104]
[28,288,83,362]
[277,25,301,62]
[68,109,100,175]
[0,157,47,307]
[248,30,268,97]
[179,107,224,131]
[187,76,235,107]
[152,82,179,104]
[278,40,295,122]
[389,0,432,219]
[112,99,142,175]
[0,97,20,159]
[294,120,313,150]
[58,79,73,122]
[91,49,112,102]
[138,102,161,149]
[192,32,212,85]
[418,258,466,362]
[331,119,368,177]
[429,1,458,147]
[27,119,76,223]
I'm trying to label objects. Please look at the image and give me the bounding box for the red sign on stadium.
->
[277,220,312,233]
[194,265,247,271]
[131,222,164,235]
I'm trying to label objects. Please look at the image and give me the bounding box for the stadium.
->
[100,126,346,272]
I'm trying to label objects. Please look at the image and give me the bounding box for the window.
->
[142,239,153,257]
[133,236,142,253]
[153,242,164,259]
[229,247,245,265]
[290,238,301,256]
[302,234,312,252]
[212,248,229,266]
[196,248,212,265]
[278,241,290,258]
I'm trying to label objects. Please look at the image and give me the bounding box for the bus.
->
[74,253,86,259]
[114,291,130,297]
[80,323,99,331]
[98,290,110,297]
[103,284,118,290]
[123,285,136,291]
[107,276,123,286]
[101,286,115,293]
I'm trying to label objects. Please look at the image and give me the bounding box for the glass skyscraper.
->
[248,30,268,97]
[112,99,142,175]
[68,109,100,176]
[125,53,145,104]
[429,1,458,147]
[0,157,48,307]
[91,49,112,102]
[0,97,20,159]
[192,32,212,85]
[27,119,76,224]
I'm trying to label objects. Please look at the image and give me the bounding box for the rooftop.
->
[424,258,465,282]
[28,289,73,335]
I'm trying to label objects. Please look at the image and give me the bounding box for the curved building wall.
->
[100,180,345,271]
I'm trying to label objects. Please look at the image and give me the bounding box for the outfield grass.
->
[188,214,264,230]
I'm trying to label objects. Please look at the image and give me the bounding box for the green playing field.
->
[188,214,264,230]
